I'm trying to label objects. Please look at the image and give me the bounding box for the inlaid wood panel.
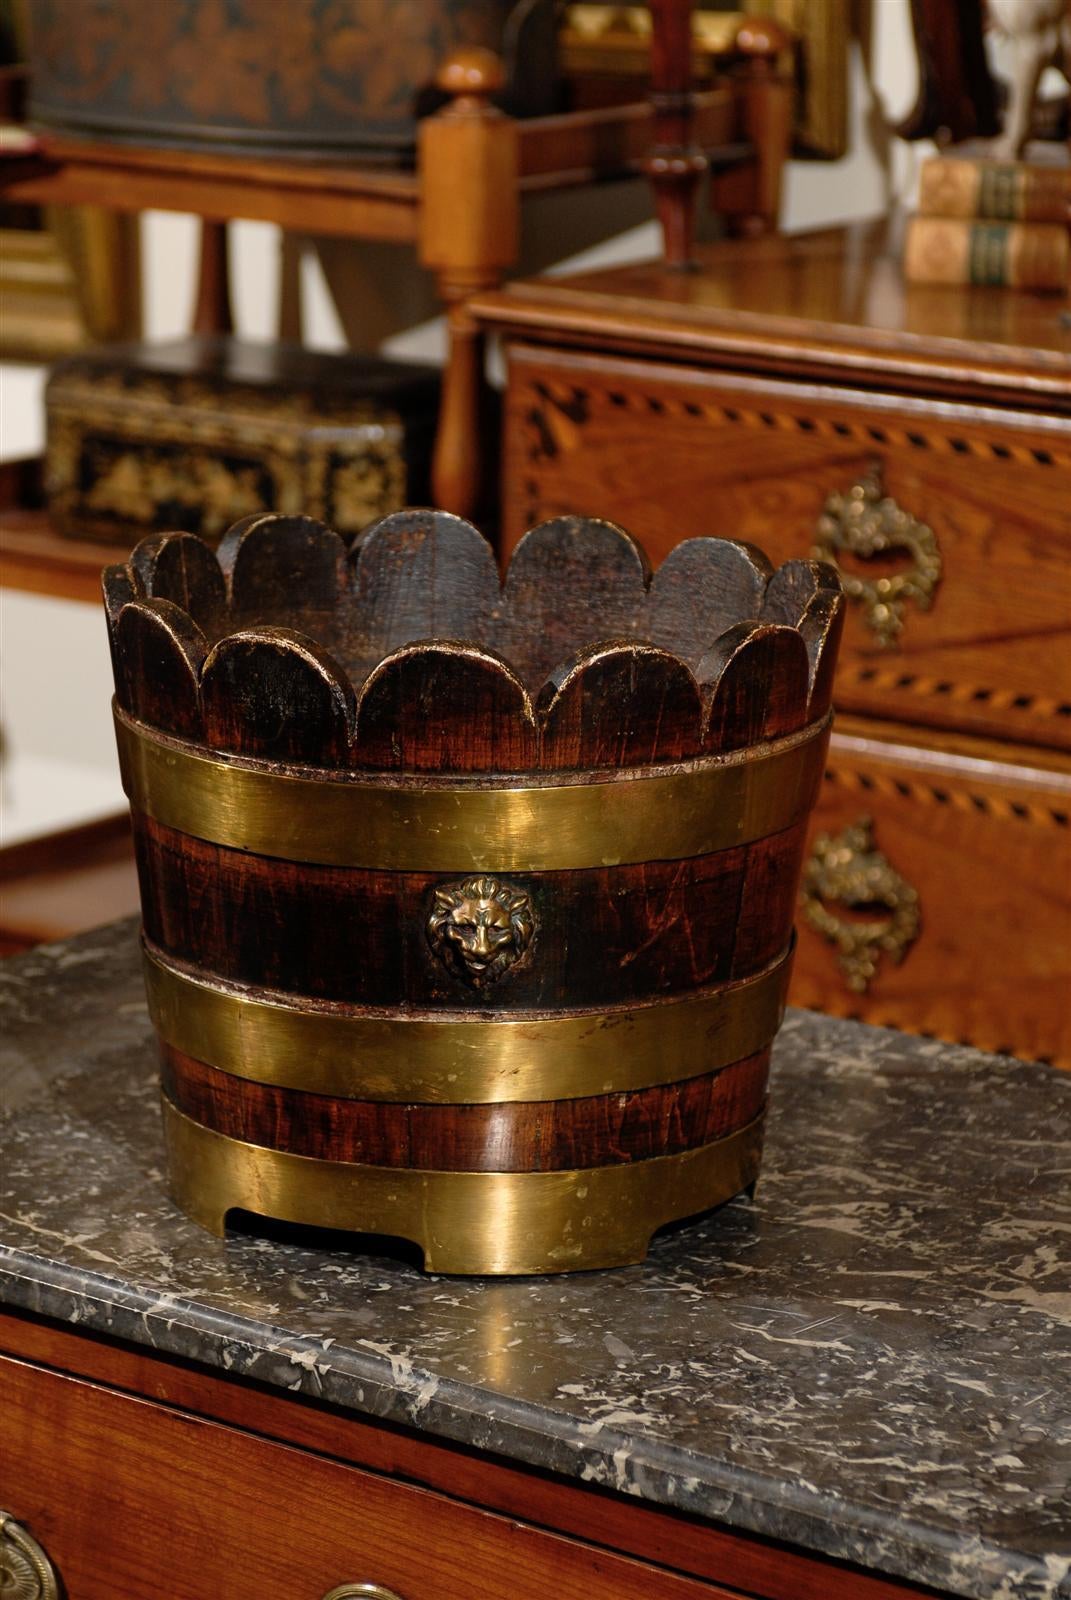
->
[790,720,1071,1066]
[502,346,1071,752]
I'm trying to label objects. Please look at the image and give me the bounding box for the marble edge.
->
[2,1247,1067,1600]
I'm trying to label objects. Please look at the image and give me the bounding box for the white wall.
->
[0,0,927,843]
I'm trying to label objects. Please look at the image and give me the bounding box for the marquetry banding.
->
[527,376,1071,472]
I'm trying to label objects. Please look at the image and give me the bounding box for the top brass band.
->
[115,704,831,873]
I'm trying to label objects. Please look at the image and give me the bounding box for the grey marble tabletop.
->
[1,919,1069,1600]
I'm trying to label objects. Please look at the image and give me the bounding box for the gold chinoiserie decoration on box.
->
[813,464,942,648]
[801,816,921,994]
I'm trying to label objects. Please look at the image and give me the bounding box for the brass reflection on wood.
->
[813,465,941,649]
[801,816,921,994]
[427,875,535,988]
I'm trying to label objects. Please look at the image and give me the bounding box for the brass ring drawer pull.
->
[0,1511,61,1600]
[813,463,941,648]
[801,816,921,993]
[321,1586,406,1600]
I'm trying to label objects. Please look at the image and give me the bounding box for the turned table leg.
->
[419,49,519,520]
[190,219,234,335]
[646,0,707,267]
[710,16,793,238]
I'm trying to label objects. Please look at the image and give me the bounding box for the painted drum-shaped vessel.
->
[105,509,843,1273]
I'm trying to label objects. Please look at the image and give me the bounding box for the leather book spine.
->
[904,216,1070,291]
[918,157,1071,225]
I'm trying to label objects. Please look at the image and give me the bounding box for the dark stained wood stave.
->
[536,642,703,769]
[217,512,349,632]
[159,1044,770,1172]
[102,563,137,678]
[699,621,811,752]
[115,598,208,741]
[129,530,228,639]
[132,812,807,1009]
[760,558,839,629]
[647,538,771,666]
[800,588,846,721]
[200,627,355,765]
[350,508,502,664]
[500,514,650,688]
[731,822,811,979]
[354,641,537,773]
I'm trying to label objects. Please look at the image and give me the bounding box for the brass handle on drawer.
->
[0,1511,61,1600]
[321,1586,406,1600]
[812,462,941,648]
[801,816,921,994]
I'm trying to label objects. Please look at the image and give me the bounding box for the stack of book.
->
[904,154,1070,293]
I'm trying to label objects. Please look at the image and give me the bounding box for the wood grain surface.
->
[158,1045,770,1171]
[0,1353,737,1600]
[791,717,1071,1066]
[132,812,808,1008]
[0,1312,958,1600]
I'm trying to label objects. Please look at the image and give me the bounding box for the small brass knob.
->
[321,1585,407,1600]
[0,1512,61,1600]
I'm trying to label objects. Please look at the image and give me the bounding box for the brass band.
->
[143,937,791,1104]
[162,1096,765,1274]
[115,703,830,873]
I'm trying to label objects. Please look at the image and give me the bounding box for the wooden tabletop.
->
[472,218,1071,411]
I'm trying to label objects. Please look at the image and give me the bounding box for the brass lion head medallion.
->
[427,876,534,989]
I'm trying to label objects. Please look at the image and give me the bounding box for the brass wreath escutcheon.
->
[0,1512,60,1600]
[813,463,941,648]
[801,816,921,993]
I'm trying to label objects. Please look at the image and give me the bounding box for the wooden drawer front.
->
[503,345,1071,752]
[789,727,1071,1066]
[0,1356,736,1600]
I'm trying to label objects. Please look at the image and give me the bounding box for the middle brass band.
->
[143,937,793,1105]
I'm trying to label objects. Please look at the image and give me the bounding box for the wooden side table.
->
[0,27,791,524]
[471,219,1071,1064]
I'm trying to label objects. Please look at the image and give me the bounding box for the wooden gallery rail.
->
[0,20,791,522]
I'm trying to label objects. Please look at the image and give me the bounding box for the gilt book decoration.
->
[104,509,843,1274]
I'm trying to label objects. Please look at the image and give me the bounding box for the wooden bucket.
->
[105,510,843,1273]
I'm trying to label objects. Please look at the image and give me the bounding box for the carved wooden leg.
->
[645,0,707,267]
[419,49,519,519]
[435,298,487,525]
[711,17,793,238]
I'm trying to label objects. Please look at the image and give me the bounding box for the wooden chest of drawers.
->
[473,221,1071,1064]
[0,1312,935,1600]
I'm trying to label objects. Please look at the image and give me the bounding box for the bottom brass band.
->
[162,1097,765,1275]
[143,938,793,1105]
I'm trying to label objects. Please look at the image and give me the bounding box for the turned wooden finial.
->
[734,16,792,62]
[436,47,506,109]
